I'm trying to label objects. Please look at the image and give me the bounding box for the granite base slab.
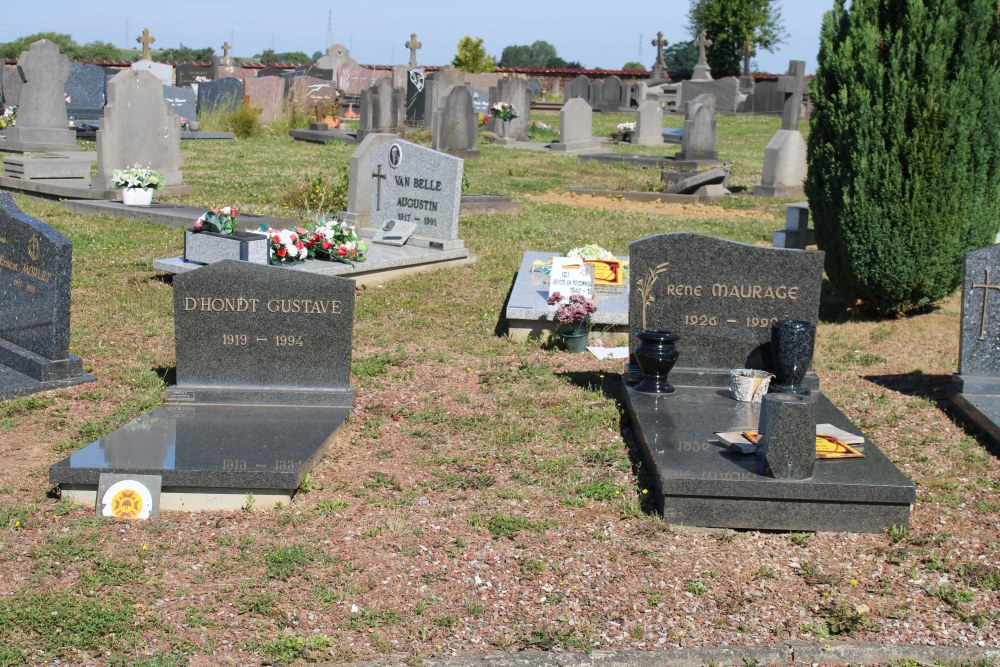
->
[565,186,720,204]
[289,128,359,144]
[59,200,297,230]
[948,390,1000,456]
[180,131,236,140]
[621,381,915,532]
[49,403,350,492]
[754,184,805,198]
[0,363,95,400]
[0,177,192,201]
[154,243,472,287]
[578,154,677,168]
[505,251,629,344]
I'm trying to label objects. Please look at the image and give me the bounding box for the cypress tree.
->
[805,0,1000,314]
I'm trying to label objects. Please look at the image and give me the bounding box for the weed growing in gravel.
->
[790,531,814,545]
[265,545,310,580]
[817,599,876,636]
[684,580,707,595]
[483,513,554,539]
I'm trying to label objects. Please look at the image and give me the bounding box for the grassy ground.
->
[0,114,996,666]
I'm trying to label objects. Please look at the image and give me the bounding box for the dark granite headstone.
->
[258,67,286,79]
[65,62,107,121]
[170,260,354,404]
[405,68,426,125]
[196,77,244,115]
[0,192,93,398]
[628,233,824,384]
[175,64,212,87]
[162,85,197,122]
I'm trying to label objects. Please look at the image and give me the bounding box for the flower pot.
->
[729,368,773,402]
[122,187,153,206]
[769,319,816,394]
[560,326,589,353]
[633,330,680,395]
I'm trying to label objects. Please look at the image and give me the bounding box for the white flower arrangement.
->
[111,165,164,190]
[567,244,615,260]
[265,227,309,263]
[616,122,636,132]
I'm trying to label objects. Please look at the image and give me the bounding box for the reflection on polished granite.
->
[622,382,916,533]
[50,404,349,489]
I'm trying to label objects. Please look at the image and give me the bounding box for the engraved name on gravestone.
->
[957,244,1000,390]
[628,233,824,373]
[369,139,463,244]
[171,261,355,394]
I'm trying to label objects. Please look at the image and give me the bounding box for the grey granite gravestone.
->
[346,133,398,226]
[633,100,662,146]
[620,232,915,531]
[755,60,808,198]
[358,77,403,141]
[2,64,23,108]
[950,244,1000,451]
[243,76,284,123]
[369,139,463,248]
[549,98,602,154]
[676,93,718,161]
[0,192,94,399]
[92,69,183,191]
[596,75,627,112]
[162,85,197,123]
[0,39,77,153]
[679,77,742,114]
[432,86,478,158]
[196,77,244,115]
[131,60,174,86]
[488,77,531,141]
[424,66,466,134]
[65,62,107,123]
[315,43,356,72]
[564,74,590,103]
[49,261,356,510]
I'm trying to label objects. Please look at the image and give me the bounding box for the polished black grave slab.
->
[621,382,915,532]
[50,404,349,490]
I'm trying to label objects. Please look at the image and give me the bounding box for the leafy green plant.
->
[265,545,310,580]
[226,105,262,139]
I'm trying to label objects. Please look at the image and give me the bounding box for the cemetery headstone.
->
[0,192,93,399]
[346,133,400,226]
[358,77,403,141]
[679,77,742,113]
[692,31,713,81]
[951,244,1000,451]
[289,75,336,111]
[423,66,465,134]
[596,75,627,112]
[315,44,356,72]
[676,93,718,161]
[405,68,426,125]
[488,76,531,141]
[406,33,422,68]
[432,86,478,158]
[175,64,212,87]
[196,77,245,115]
[633,99,662,146]
[49,260,356,510]
[65,62,107,123]
[93,69,183,191]
[470,87,490,114]
[2,64,24,108]
[243,76,284,123]
[564,74,590,104]
[0,39,77,152]
[755,60,808,198]
[621,232,915,531]
[131,60,174,86]
[336,63,382,97]
[549,98,602,154]
[162,85,197,123]
[369,139,463,248]
[650,31,669,81]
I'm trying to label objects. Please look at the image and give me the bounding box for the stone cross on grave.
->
[972,268,1000,341]
[695,31,712,66]
[651,32,667,67]
[371,164,387,211]
[406,33,422,68]
[221,41,232,65]
[137,28,155,61]
[777,60,807,131]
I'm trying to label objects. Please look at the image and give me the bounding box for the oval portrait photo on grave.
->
[388,143,402,168]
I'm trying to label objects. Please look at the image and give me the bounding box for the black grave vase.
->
[769,319,816,394]
[633,330,680,395]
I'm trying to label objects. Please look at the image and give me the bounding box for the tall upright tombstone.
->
[345,133,398,226]
[549,98,602,154]
[0,193,94,399]
[564,74,590,104]
[196,77,245,115]
[596,75,627,112]
[432,86,478,159]
[315,43,356,72]
[423,66,465,134]
[368,139,464,249]
[633,100,663,146]
[405,68,426,125]
[50,261,356,510]
[488,76,531,141]
[676,93,718,161]
[691,31,713,81]
[93,70,183,192]
[65,62,108,123]
[131,60,174,86]
[0,39,77,152]
[621,232,914,531]
[358,77,403,141]
[755,60,808,198]
[950,244,1000,451]
[243,76,284,123]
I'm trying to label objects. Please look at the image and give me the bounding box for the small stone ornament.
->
[633,330,680,394]
[770,319,816,394]
[372,218,416,247]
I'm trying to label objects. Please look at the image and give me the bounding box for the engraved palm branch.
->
[635,262,669,330]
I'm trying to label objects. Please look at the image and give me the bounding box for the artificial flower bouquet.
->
[302,217,368,263]
[193,206,238,235]
[111,165,164,190]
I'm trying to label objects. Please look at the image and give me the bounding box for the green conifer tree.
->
[806,0,1000,314]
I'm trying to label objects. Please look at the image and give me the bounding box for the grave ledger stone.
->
[0,193,94,399]
[0,39,77,152]
[621,233,914,531]
[50,261,355,511]
[950,244,1000,451]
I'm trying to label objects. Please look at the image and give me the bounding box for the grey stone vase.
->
[769,319,816,394]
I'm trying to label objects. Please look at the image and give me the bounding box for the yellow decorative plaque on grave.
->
[101,480,154,519]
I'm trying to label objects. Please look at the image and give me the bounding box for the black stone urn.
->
[634,330,680,395]
[770,319,816,394]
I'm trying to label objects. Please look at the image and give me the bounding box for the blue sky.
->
[1,1,830,74]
